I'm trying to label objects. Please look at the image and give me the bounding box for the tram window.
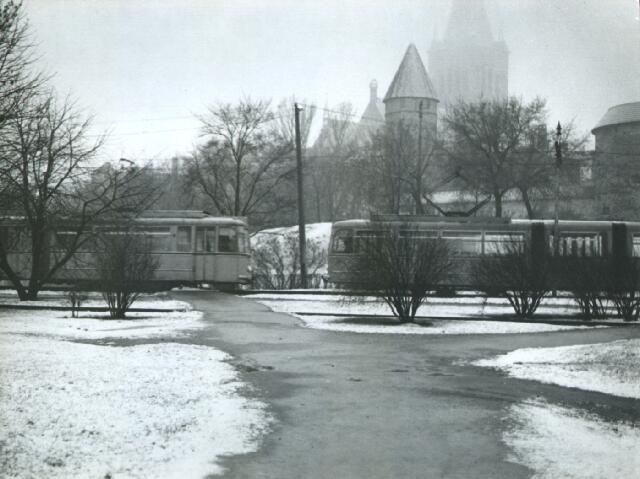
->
[484,233,524,255]
[442,231,482,255]
[196,227,216,252]
[177,226,192,252]
[354,230,383,252]
[398,230,438,240]
[142,227,171,252]
[331,229,354,253]
[237,232,247,253]
[554,233,601,257]
[218,227,238,252]
[632,235,640,257]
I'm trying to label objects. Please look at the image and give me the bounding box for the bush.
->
[607,258,640,322]
[474,241,551,318]
[555,258,609,320]
[351,229,452,323]
[66,289,89,318]
[94,233,159,319]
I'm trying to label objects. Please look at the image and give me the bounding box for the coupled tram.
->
[0,211,252,290]
[328,215,640,288]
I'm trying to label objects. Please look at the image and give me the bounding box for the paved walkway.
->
[172,291,640,479]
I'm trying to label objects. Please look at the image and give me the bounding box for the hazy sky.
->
[26,0,640,163]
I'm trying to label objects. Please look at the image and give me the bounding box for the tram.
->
[328,215,640,288]
[0,211,252,289]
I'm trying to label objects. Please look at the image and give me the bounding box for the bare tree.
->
[0,1,44,131]
[306,103,361,221]
[350,229,452,323]
[362,119,440,215]
[187,98,299,225]
[0,91,159,300]
[444,97,548,217]
[94,232,159,319]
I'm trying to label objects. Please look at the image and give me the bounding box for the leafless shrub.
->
[65,289,88,318]
[94,232,159,319]
[473,241,551,318]
[607,259,640,322]
[350,229,452,323]
[554,257,609,320]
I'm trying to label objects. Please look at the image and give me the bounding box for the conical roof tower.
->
[384,44,438,102]
[384,44,438,132]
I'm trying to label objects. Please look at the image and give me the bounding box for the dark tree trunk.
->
[494,191,503,218]
[520,188,535,219]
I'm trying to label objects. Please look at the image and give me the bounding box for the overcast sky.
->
[26,0,640,163]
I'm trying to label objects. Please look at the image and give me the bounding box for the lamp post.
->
[553,122,562,255]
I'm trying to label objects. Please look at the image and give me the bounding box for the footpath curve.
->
[172,291,640,479]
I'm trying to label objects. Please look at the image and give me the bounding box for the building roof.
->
[384,44,438,102]
[592,102,640,133]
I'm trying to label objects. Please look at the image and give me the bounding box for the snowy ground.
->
[250,294,596,335]
[475,338,640,478]
[0,306,271,478]
[474,339,640,399]
[0,290,191,311]
[505,399,640,479]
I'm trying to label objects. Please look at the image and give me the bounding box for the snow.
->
[249,295,593,335]
[0,309,204,340]
[0,306,271,478]
[0,290,192,311]
[251,222,332,274]
[294,314,589,335]
[474,339,640,399]
[248,293,596,318]
[504,399,640,479]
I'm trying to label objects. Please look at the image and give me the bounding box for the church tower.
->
[428,0,508,106]
[384,44,438,134]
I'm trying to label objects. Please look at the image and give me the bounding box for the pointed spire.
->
[444,0,494,44]
[361,79,384,124]
[384,44,437,102]
[369,79,378,104]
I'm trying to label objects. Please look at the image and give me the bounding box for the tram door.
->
[195,227,216,281]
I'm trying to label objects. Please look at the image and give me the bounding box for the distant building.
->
[428,0,508,106]
[592,102,640,218]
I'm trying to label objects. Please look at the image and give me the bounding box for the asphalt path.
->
[172,291,640,479]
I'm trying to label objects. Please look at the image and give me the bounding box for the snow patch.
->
[505,399,640,479]
[0,304,272,477]
[475,339,640,399]
[296,314,588,335]
[0,309,204,340]
[0,337,271,478]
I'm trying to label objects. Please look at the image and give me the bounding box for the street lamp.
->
[553,122,562,255]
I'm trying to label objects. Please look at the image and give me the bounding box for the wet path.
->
[172,291,640,479]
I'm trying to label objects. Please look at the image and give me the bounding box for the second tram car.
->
[328,215,640,288]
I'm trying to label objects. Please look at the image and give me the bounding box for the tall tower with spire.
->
[428,0,508,106]
[384,43,438,133]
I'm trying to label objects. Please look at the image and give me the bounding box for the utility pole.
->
[294,103,308,288]
[553,121,562,255]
